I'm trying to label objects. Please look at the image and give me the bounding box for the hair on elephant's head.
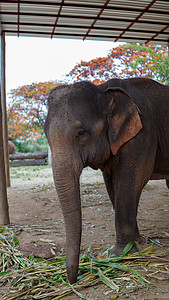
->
[44,81,142,283]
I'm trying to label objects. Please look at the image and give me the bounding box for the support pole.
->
[0,97,9,224]
[1,32,10,187]
[0,30,10,225]
[48,146,52,166]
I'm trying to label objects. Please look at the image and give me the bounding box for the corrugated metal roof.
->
[0,0,169,44]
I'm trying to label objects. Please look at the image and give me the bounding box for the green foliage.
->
[14,136,48,153]
[68,43,169,85]
[151,54,169,85]
[10,165,51,179]
[120,44,169,84]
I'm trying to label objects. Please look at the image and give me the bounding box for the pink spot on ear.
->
[110,112,143,155]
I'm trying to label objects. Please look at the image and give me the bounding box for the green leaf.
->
[121,241,135,257]
[87,243,92,253]
[29,254,35,265]
[97,268,119,292]
[0,226,8,233]
[0,271,11,277]
[12,232,19,246]
[93,260,151,285]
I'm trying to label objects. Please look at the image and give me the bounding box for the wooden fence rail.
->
[9,152,48,167]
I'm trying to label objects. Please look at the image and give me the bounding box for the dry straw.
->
[0,226,169,299]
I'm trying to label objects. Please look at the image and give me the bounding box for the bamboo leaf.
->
[97,268,119,292]
[121,241,135,256]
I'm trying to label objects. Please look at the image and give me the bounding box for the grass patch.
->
[10,165,52,180]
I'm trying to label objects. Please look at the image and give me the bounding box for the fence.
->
[9,152,48,167]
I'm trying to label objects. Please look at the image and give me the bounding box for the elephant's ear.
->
[105,87,143,155]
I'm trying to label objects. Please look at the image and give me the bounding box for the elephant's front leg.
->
[110,172,142,256]
[103,172,115,208]
[103,170,141,252]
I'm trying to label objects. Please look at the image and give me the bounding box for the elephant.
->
[44,78,169,284]
[8,141,16,154]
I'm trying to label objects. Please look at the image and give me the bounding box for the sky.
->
[6,36,121,101]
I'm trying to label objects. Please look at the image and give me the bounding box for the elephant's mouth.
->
[88,164,99,170]
[85,148,111,171]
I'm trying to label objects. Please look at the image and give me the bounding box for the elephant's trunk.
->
[52,153,82,283]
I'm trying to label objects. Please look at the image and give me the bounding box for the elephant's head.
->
[44,81,142,283]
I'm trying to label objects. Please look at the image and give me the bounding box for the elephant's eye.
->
[78,129,86,136]
[76,129,90,144]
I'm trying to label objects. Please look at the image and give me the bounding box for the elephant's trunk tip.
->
[67,263,79,284]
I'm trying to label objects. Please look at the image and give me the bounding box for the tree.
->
[68,55,117,85]
[68,43,169,85]
[7,43,169,149]
[7,81,60,142]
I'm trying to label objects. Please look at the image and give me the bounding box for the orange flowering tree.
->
[7,43,168,150]
[68,43,169,85]
[7,81,60,143]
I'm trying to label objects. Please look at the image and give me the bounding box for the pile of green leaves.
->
[0,227,168,299]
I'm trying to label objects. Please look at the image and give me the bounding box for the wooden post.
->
[48,146,52,165]
[1,32,10,187]
[0,30,10,225]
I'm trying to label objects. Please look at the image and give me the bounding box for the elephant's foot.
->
[166,180,169,189]
[135,232,142,243]
[110,225,142,256]
[135,224,142,243]
[110,241,139,257]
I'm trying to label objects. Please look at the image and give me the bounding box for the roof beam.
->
[1,0,169,16]
[2,11,169,27]
[146,24,169,43]
[83,0,111,41]
[1,1,168,44]
[115,0,158,42]
[2,21,169,37]
[4,29,167,43]
[18,0,20,37]
[51,0,64,39]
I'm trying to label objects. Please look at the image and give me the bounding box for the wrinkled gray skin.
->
[44,78,169,283]
[8,141,16,154]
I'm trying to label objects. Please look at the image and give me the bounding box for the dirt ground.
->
[1,166,169,299]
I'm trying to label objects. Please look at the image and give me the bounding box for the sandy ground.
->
[1,166,169,299]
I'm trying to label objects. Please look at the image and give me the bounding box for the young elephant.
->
[8,141,16,154]
[44,78,169,284]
